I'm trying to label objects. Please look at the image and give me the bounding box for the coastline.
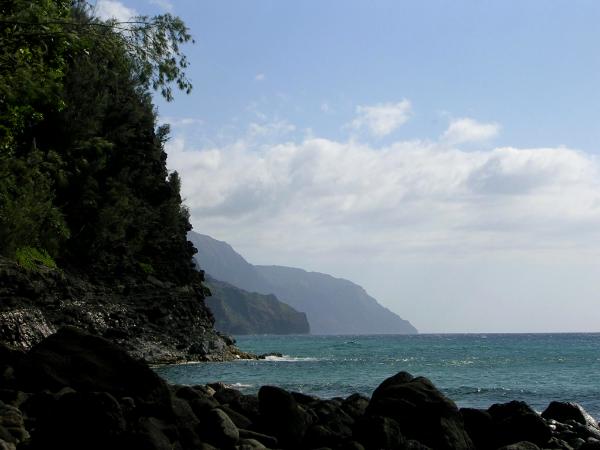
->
[2,327,599,450]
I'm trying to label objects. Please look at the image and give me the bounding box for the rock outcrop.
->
[0,257,251,363]
[1,327,598,449]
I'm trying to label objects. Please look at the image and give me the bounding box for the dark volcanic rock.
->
[0,256,248,364]
[461,407,498,449]
[497,442,541,450]
[198,408,239,448]
[15,327,171,410]
[366,371,474,450]
[353,415,406,450]
[488,400,552,448]
[258,385,310,447]
[542,401,600,430]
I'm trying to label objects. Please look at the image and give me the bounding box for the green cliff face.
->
[205,277,310,335]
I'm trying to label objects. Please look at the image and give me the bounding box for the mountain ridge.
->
[189,231,417,334]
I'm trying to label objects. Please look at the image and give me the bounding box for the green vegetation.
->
[0,0,197,282]
[205,277,310,335]
[15,247,58,271]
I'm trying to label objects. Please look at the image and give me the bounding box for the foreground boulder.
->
[542,401,600,430]
[15,327,171,410]
[488,401,552,448]
[366,371,474,449]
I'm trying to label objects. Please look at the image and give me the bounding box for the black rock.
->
[488,401,552,447]
[461,407,498,449]
[239,428,278,448]
[29,391,127,450]
[15,327,171,413]
[342,393,369,420]
[497,442,541,450]
[198,408,239,448]
[353,415,406,450]
[258,385,311,448]
[542,402,600,430]
[366,371,474,450]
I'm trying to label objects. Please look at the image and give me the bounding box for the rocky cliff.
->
[0,257,251,364]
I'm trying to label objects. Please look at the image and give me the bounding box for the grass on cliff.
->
[15,247,58,271]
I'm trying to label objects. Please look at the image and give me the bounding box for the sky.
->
[95,0,600,333]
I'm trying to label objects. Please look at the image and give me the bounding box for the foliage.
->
[15,246,58,271]
[0,0,198,283]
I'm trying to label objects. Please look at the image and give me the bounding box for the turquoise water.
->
[155,334,600,418]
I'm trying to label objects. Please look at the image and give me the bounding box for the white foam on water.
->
[262,355,320,362]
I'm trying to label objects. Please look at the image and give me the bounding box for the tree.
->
[0,0,198,283]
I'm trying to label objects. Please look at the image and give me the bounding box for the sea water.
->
[155,333,600,418]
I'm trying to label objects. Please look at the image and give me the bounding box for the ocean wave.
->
[262,355,321,362]
[229,382,253,388]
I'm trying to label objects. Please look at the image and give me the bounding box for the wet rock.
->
[461,407,497,449]
[239,428,278,448]
[497,441,540,450]
[29,391,127,450]
[543,402,600,430]
[220,404,253,429]
[15,327,171,412]
[366,371,474,450]
[258,385,310,447]
[198,408,239,448]
[342,393,369,420]
[488,401,552,448]
[353,415,405,450]
[0,402,28,445]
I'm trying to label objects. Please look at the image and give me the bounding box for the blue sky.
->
[108,0,600,151]
[97,1,600,333]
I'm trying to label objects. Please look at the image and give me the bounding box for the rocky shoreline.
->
[0,257,259,363]
[1,327,599,450]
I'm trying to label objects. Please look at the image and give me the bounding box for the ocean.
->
[155,333,600,419]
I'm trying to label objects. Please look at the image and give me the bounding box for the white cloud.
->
[248,119,295,137]
[150,0,173,11]
[167,128,600,261]
[321,102,331,113]
[255,73,266,81]
[442,117,500,144]
[160,116,204,128]
[94,0,137,22]
[350,100,412,137]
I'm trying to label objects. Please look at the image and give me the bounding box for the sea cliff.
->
[0,257,252,364]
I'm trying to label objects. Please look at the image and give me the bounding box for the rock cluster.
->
[1,327,599,449]
[0,257,253,363]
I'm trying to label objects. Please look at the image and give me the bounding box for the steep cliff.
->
[0,257,251,363]
[205,276,310,335]
[189,232,418,335]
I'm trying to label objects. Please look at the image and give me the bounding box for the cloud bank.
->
[166,119,600,262]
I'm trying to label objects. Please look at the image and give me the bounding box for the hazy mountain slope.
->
[189,231,417,334]
[255,265,417,335]
[188,232,271,294]
[204,276,310,335]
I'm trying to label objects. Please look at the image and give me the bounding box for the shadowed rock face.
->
[0,329,596,449]
[367,371,474,450]
[0,257,247,363]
